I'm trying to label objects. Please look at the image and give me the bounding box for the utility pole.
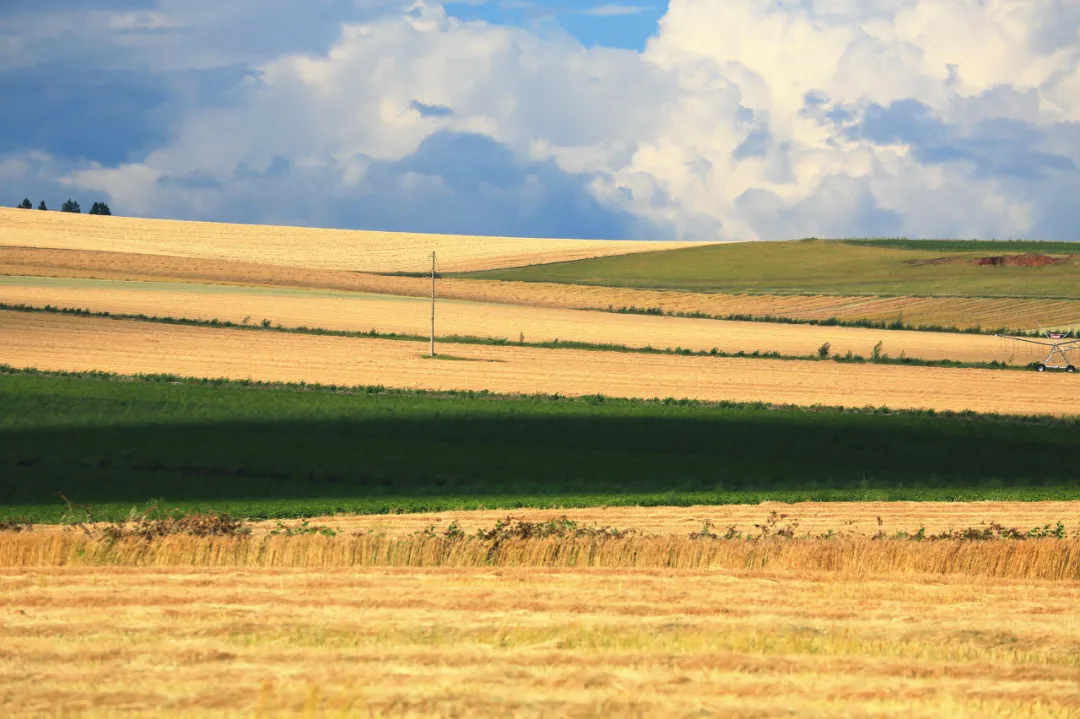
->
[430,250,436,358]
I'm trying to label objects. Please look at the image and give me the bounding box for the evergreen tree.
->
[60,199,81,213]
[18,198,32,209]
[38,200,48,211]
[89,202,112,216]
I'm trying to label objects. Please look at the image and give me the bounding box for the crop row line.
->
[602,304,1074,337]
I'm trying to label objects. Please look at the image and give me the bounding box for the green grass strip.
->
[840,238,1080,254]
[2,367,1077,523]
[0,362,1076,424]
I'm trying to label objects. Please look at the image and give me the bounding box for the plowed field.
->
[0,276,1051,363]
[0,207,697,273]
[1,565,1077,718]
[5,245,1079,332]
[2,311,1076,415]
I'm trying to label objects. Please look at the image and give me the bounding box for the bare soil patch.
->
[907,253,1072,268]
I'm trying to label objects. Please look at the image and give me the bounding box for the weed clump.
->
[685,512,1079,543]
[410,515,638,544]
[58,494,250,541]
[100,506,249,541]
[268,518,338,537]
[899,521,1072,541]
[476,516,636,541]
[0,517,33,533]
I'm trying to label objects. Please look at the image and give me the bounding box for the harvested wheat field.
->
[6,245,1080,332]
[249,501,1080,539]
[0,207,698,273]
[0,276,1048,363]
[7,243,1079,333]
[1,310,1077,415]
[1,564,1078,718]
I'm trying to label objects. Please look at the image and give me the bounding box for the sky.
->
[1,1,1078,241]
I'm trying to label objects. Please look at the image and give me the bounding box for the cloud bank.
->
[2,0,1078,240]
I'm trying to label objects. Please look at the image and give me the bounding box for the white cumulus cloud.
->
[6,0,1079,240]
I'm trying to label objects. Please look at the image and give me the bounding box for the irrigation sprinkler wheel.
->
[1067,365,1076,373]
[1035,363,1046,372]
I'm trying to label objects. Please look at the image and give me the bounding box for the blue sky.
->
[444,1,667,50]
[2,1,1079,240]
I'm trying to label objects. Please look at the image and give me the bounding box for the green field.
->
[470,239,1080,297]
[2,368,1078,522]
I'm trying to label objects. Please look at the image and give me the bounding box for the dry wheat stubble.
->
[1,310,1076,415]
[0,565,1078,718]
[0,276,1044,364]
[0,207,700,273]
[5,245,1080,332]
[245,501,1080,539]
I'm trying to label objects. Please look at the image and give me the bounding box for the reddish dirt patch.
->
[970,253,1069,267]
[906,253,1070,268]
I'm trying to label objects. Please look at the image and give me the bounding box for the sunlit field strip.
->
[0,207,700,273]
[0,276,1053,364]
[241,502,1080,539]
[2,310,1077,415]
[5,245,1080,332]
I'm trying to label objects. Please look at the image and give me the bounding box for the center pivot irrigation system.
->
[996,323,1079,373]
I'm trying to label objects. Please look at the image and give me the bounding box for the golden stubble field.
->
[6,245,1080,331]
[8,502,1078,717]
[247,501,1080,539]
[0,277,1049,364]
[0,208,700,273]
[2,310,1077,415]
[1,563,1078,718]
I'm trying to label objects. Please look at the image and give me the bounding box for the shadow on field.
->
[4,410,1077,510]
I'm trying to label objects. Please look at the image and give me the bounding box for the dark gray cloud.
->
[839,98,1077,180]
[736,175,903,240]
[409,100,454,118]
[0,63,257,165]
[112,132,671,239]
[344,132,668,238]
[732,125,770,160]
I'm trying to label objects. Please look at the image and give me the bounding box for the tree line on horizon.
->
[16,198,112,215]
